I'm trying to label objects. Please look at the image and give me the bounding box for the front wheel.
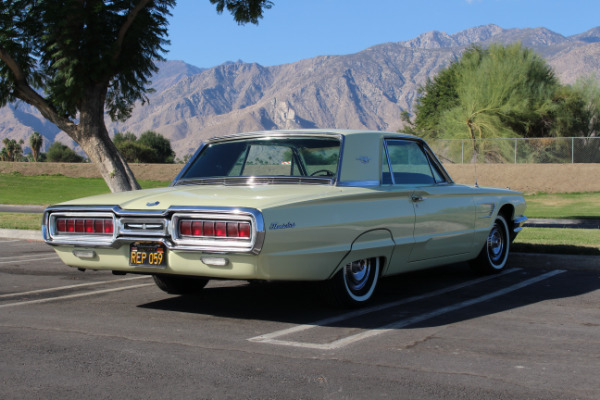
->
[152,275,209,295]
[470,214,510,274]
[325,258,380,308]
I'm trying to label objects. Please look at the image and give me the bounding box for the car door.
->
[383,139,475,267]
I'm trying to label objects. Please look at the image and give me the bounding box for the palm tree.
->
[29,132,43,162]
[2,138,13,161]
[1,138,24,161]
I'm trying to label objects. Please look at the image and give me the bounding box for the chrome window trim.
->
[43,205,265,254]
[173,133,344,187]
[421,141,454,184]
[382,139,395,185]
[170,142,207,186]
[382,137,454,187]
[337,180,381,187]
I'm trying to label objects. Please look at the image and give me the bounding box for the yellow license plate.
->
[130,242,166,267]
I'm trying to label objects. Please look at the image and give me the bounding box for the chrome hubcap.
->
[345,259,370,292]
[488,224,505,264]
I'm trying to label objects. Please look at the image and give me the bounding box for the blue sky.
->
[166,0,600,68]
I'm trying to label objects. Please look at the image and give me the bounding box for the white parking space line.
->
[249,269,566,350]
[0,283,155,309]
[250,268,520,345]
[0,255,60,265]
[0,276,152,299]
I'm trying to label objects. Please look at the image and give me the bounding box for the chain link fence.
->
[429,137,600,164]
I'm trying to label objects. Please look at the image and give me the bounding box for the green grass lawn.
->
[524,192,600,219]
[0,173,168,206]
[1,173,599,256]
[0,213,43,230]
[513,227,600,255]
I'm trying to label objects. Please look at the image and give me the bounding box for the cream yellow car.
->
[43,130,527,307]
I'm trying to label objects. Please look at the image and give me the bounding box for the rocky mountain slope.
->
[2,24,599,158]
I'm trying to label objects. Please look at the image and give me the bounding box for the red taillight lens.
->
[239,222,251,238]
[75,219,84,233]
[226,222,238,237]
[56,217,113,235]
[180,220,192,236]
[192,221,203,236]
[178,219,251,239]
[85,219,94,233]
[215,222,226,237]
[204,221,215,236]
[104,219,113,234]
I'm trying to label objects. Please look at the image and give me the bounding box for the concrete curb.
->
[0,228,43,241]
[0,205,46,213]
[526,218,600,229]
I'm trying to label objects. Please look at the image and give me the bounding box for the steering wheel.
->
[310,169,335,177]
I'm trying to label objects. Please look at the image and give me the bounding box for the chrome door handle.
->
[411,195,427,202]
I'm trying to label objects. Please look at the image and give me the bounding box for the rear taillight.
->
[55,217,113,235]
[178,219,251,239]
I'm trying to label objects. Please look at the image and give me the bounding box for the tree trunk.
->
[10,75,141,192]
[77,129,141,192]
[76,86,141,193]
[467,119,480,163]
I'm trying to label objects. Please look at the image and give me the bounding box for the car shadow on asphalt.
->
[137,263,600,330]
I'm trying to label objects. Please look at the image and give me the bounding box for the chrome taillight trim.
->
[170,212,260,253]
[43,205,265,254]
[46,211,117,245]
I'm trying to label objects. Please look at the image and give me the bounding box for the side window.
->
[383,140,446,185]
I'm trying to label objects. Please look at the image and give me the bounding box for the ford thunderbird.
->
[43,130,527,307]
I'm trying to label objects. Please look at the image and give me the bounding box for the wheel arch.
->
[328,228,394,279]
[497,203,518,242]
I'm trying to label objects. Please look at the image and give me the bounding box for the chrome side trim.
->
[43,205,265,255]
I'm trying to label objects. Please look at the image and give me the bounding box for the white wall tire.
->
[327,258,380,307]
[470,215,510,274]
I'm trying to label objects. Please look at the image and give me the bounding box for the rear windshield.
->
[180,136,341,181]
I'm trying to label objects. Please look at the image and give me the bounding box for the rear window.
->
[181,136,341,180]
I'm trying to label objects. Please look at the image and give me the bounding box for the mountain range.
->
[1,24,599,158]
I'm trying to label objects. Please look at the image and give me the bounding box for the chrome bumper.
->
[512,216,528,234]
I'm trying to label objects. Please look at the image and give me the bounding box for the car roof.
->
[206,129,421,143]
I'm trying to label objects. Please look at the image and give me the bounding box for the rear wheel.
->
[470,215,510,274]
[326,258,380,307]
[152,275,209,294]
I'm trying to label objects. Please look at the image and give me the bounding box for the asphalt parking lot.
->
[1,238,599,399]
